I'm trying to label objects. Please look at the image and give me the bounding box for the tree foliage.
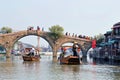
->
[0,27,12,33]
[94,33,104,45]
[49,25,64,40]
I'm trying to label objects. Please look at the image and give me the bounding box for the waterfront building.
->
[98,22,120,60]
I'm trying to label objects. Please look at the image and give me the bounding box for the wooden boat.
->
[22,55,40,61]
[60,55,81,65]
[59,42,83,65]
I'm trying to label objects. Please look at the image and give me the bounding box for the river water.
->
[0,55,120,80]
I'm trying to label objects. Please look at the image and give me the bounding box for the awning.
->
[99,40,118,47]
[99,42,112,47]
[108,40,118,44]
[99,42,107,46]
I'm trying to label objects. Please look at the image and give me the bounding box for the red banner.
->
[92,40,96,48]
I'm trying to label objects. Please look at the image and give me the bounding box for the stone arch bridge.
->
[0,30,92,58]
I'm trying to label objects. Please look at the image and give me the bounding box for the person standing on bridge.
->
[37,26,40,31]
[42,27,44,31]
[65,32,68,36]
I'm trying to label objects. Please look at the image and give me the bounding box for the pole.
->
[37,36,40,54]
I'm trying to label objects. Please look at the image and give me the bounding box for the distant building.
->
[13,41,35,54]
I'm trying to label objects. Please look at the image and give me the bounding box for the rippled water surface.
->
[0,55,120,80]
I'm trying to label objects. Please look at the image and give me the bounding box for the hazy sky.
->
[0,0,120,46]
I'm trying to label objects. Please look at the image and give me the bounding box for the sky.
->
[0,0,120,46]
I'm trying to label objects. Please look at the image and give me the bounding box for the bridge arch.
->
[13,34,53,49]
[11,31,55,54]
[55,36,92,56]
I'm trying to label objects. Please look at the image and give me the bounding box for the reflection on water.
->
[87,54,120,66]
[0,55,120,80]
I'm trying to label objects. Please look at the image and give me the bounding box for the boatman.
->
[77,47,83,63]
[72,42,79,56]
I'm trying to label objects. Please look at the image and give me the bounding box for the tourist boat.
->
[59,42,82,65]
[22,55,40,61]
[59,55,81,65]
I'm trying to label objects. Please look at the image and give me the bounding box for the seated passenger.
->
[58,47,67,60]
[28,48,35,56]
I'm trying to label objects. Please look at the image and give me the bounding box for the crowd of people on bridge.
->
[65,32,92,40]
[26,26,91,40]
[27,26,44,31]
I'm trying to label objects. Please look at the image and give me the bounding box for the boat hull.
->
[60,56,80,65]
[22,55,40,61]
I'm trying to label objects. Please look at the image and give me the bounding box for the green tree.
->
[94,33,104,46]
[49,25,64,40]
[1,27,12,33]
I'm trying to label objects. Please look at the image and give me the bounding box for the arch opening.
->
[0,45,6,54]
[12,35,52,56]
